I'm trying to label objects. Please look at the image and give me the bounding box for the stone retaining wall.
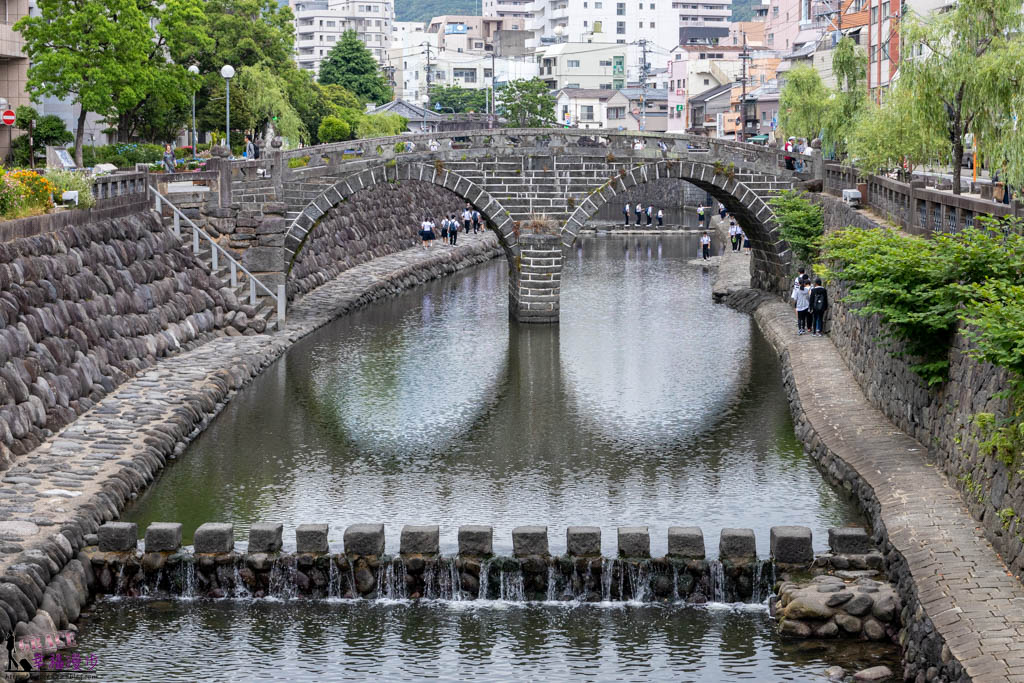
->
[287,181,471,298]
[0,211,261,469]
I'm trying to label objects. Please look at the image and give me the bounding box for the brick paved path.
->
[755,299,1024,682]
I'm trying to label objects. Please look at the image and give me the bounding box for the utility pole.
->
[490,51,497,129]
[638,39,649,131]
[423,42,433,107]
[739,32,749,142]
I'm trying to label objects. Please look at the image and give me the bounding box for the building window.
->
[600,59,612,66]
[609,106,625,118]
[581,105,594,120]
[596,1,602,6]
[703,78,709,85]
[484,68,493,77]
[870,5,877,21]
[568,59,580,67]
[454,68,476,82]
[649,21,655,27]
[616,1,625,13]
[881,1,889,17]
[617,20,625,33]
[599,83,612,89]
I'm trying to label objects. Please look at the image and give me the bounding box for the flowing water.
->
[75,234,889,680]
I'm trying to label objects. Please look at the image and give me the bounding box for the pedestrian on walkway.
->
[791,267,807,301]
[420,217,436,248]
[163,143,176,173]
[700,231,711,260]
[462,204,473,234]
[440,216,449,243]
[472,209,481,234]
[719,203,727,220]
[794,275,811,334]
[244,136,255,159]
[657,208,664,226]
[742,229,750,253]
[809,277,828,336]
[697,203,706,229]
[635,202,643,225]
[784,137,796,170]
[646,205,653,226]
[624,202,631,225]
[449,214,458,245]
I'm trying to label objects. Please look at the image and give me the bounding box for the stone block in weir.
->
[617,527,651,558]
[458,526,493,556]
[400,525,440,556]
[144,523,182,553]
[770,526,813,565]
[719,528,756,563]
[566,527,601,557]
[194,523,234,554]
[344,524,385,557]
[98,523,137,552]
[667,527,705,559]
[248,523,283,553]
[829,527,873,555]
[512,526,549,557]
[295,524,329,554]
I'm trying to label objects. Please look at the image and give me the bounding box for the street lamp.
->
[188,65,199,157]
[220,64,235,155]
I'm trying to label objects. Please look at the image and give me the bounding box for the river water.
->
[76,234,890,680]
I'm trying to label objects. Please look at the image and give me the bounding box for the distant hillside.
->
[396,0,480,22]
[731,0,761,21]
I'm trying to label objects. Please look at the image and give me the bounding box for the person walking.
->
[449,214,458,245]
[728,221,738,251]
[697,203,706,229]
[440,216,449,243]
[472,209,481,234]
[162,143,176,173]
[742,229,750,254]
[657,208,664,226]
[420,217,435,248]
[646,205,653,226]
[809,277,829,336]
[791,267,807,301]
[700,231,711,260]
[635,202,643,225]
[253,136,262,160]
[623,202,631,226]
[719,203,727,220]
[244,136,255,159]
[794,275,811,334]
[462,204,473,234]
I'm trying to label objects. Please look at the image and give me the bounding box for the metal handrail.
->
[149,185,286,327]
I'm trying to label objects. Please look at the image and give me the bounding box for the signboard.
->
[47,146,76,169]
[675,104,684,111]
[444,23,468,34]
[1,109,14,126]
[675,89,684,96]
[716,113,724,138]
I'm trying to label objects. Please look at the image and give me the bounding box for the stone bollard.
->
[144,523,182,553]
[191,523,235,598]
[399,526,440,599]
[566,527,601,557]
[248,523,283,554]
[456,526,493,600]
[193,523,234,554]
[828,527,873,555]
[98,523,137,553]
[512,526,549,557]
[512,526,550,601]
[295,524,329,554]
[343,524,385,598]
[719,528,756,563]
[617,527,650,558]
[400,525,440,556]
[667,527,705,560]
[770,526,813,567]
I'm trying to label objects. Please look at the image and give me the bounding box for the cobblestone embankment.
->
[0,233,500,641]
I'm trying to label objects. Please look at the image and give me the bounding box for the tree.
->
[230,64,305,146]
[321,84,362,112]
[317,116,352,143]
[496,78,555,128]
[357,113,408,138]
[778,65,829,142]
[15,0,154,165]
[429,85,487,114]
[867,0,1024,193]
[318,31,392,104]
[821,37,867,158]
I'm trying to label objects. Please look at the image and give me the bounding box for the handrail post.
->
[155,193,162,214]
[250,278,256,306]
[192,224,200,253]
[212,245,219,271]
[173,212,180,238]
[230,262,238,288]
[277,285,286,328]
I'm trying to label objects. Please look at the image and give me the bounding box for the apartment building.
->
[291,0,395,75]
[0,0,29,159]
[482,0,533,30]
[555,86,667,129]
[535,42,629,90]
[526,0,731,53]
[665,44,743,131]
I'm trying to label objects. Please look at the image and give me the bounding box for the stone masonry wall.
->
[0,212,243,469]
[287,181,471,297]
[818,192,1024,578]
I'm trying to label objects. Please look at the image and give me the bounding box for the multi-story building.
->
[482,0,533,31]
[0,0,30,159]
[526,0,731,53]
[291,0,395,75]
[665,44,743,131]
[427,15,503,53]
[535,42,629,90]
[555,86,667,129]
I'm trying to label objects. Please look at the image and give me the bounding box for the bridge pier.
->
[509,233,562,324]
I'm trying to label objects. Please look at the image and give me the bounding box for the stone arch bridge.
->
[226,129,820,323]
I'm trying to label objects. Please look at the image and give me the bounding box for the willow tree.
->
[821,37,867,158]
[847,85,947,180]
[778,65,829,142]
[878,0,1024,193]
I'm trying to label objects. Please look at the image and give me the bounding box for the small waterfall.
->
[380,562,404,600]
[601,559,614,601]
[437,558,461,601]
[348,563,358,599]
[627,561,649,602]
[498,566,524,601]
[328,560,338,599]
[752,560,775,604]
[422,561,437,599]
[708,560,726,602]
[268,559,296,599]
[232,565,251,598]
[182,561,196,599]
[545,565,557,601]
[672,565,680,602]
[478,559,492,600]
[114,564,126,596]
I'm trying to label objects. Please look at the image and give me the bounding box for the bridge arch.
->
[560,160,791,294]
[283,160,520,276]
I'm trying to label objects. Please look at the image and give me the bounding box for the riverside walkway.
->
[0,232,500,576]
[714,243,1024,682]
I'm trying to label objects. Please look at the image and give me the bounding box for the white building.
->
[483,0,534,30]
[291,0,395,76]
[526,0,732,54]
[535,42,630,91]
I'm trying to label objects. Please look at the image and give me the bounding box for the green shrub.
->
[288,156,310,168]
[769,190,824,265]
[46,170,95,209]
[317,116,352,143]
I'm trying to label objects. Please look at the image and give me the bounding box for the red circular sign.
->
[1,110,14,126]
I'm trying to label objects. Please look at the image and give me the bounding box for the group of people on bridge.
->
[419,202,483,248]
[623,202,665,226]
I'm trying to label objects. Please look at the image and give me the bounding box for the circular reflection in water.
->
[125,234,862,558]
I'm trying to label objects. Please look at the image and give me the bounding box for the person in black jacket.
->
[809,278,829,336]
